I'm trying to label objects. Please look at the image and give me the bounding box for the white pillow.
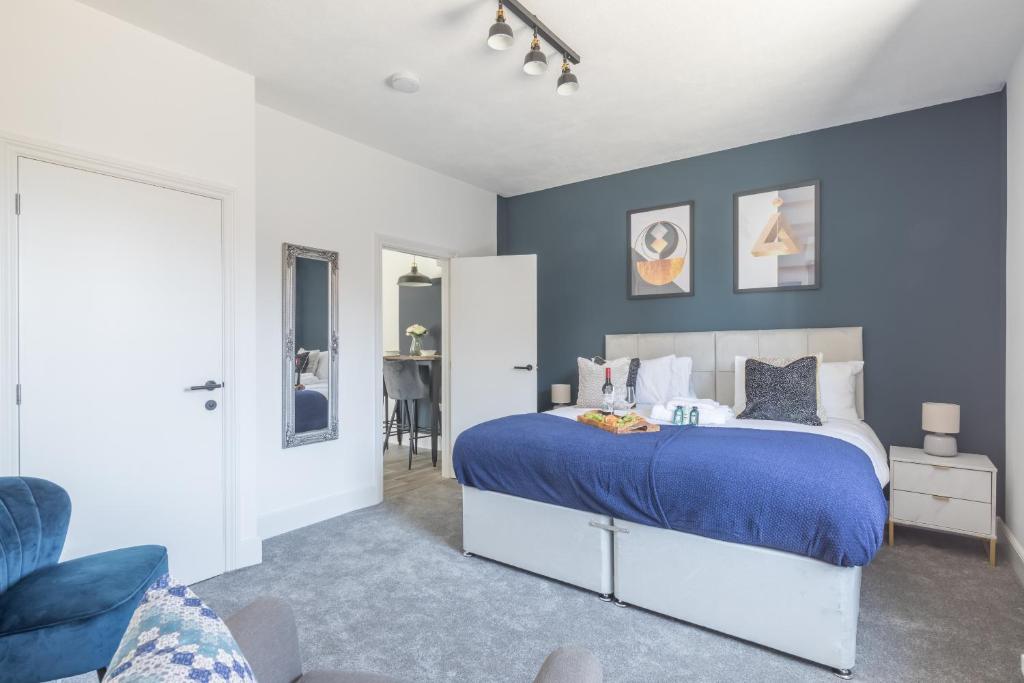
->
[576,357,632,409]
[734,353,826,422]
[314,352,329,380]
[635,355,695,405]
[669,356,695,400]
[820,361,863,421]
[636,355,674,405]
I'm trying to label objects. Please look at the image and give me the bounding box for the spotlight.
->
[487,2,514,51]
[523,29,547,75]
[556,56,579,95]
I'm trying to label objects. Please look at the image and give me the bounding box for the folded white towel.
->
[651,399,735,425]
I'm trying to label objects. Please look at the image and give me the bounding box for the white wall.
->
[1006,42,1024,584]
[381,249,442,354]
[256,105,495,538]
[0,0,261,566]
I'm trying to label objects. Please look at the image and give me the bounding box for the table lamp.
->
[922,402,959,457]
[551,384,571,407]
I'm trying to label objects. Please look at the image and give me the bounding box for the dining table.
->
[383,354,441,465]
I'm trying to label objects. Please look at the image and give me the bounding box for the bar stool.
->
[383,359,430,469]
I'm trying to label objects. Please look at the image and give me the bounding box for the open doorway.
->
[380,248,447,498]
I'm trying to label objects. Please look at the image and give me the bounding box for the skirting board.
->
[259,484,379,540]
[997,517,1024,589]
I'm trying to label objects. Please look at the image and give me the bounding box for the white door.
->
[449,255,537,461]
[18,157,225,584]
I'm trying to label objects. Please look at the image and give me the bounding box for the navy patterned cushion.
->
[105,574,255,682]
[738,356,822,426]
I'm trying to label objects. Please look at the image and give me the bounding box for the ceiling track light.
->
[523,29,547,75]
[485,0,581,94]
[487,2,515,50]
[556,56,579,95]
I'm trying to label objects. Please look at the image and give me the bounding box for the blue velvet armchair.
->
[0,477,168,682]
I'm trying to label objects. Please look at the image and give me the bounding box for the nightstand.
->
[888,446,997,565]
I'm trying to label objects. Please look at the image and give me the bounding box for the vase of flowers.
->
[406,323,427,356]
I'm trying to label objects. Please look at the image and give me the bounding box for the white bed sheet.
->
[546,404,890,488]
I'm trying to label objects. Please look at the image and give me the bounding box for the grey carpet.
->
[188,479,1024,683]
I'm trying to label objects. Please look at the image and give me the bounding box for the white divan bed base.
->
[462,486,860,676]
[462,486,613,595]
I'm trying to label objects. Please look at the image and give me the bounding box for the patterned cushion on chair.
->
[106,574,255,682]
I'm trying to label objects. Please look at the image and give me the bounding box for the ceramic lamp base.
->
[923,432,958,457]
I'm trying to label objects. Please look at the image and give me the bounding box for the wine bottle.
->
[601,367,614,414]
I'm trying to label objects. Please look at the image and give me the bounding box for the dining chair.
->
[382,359,431,469]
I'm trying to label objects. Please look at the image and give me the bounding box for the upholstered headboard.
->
[606,326,864,419]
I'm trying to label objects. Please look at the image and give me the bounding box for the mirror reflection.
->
[283,243,338,447]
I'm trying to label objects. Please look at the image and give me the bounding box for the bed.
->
[294,386,328,432]
[454,327,887,678]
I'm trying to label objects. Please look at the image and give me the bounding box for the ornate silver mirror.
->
[282,243,339,448]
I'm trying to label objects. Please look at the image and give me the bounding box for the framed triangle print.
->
[734,180,820,292]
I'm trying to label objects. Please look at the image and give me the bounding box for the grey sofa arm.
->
[225,598,599,683]
[533,647,603,683]
[225,597,304,683]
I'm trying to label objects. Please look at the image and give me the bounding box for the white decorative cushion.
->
[298,348,320,376]
[577,357,632,409]
[820,361,864,421]
[106,574,255,682]
[734,353,826,422]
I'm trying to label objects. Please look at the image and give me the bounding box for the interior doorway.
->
[379,247,448,499]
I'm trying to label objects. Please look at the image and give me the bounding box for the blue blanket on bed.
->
[453,413,887,567]
[295,389,328,433]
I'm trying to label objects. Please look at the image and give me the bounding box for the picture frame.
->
[626,200,695,299]
[733,180,820,293]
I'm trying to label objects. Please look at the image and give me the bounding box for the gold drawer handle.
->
[932,495,951,502]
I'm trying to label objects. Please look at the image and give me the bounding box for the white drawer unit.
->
[888,446,997,566]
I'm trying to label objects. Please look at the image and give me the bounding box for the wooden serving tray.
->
[577,412,661,434]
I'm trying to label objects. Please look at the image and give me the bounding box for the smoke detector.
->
[387,72,421,94]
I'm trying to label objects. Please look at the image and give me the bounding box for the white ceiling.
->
[78,0,1024,196]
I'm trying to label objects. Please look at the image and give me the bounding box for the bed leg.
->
[832,668,853,680]
[597,593,612,602]
[462,550,474,558]
[613,597,628,608]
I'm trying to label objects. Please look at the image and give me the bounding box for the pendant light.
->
[397,257,433,287]
[487,2,514,50]
[523,29,547,75]
[556,55,579,95]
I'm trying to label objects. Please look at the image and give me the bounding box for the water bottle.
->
[689,406,699,426]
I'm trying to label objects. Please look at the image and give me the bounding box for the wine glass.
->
[624,385,637,410]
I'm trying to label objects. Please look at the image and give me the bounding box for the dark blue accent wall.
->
[499,93,1007,511]
[295,258,329,351]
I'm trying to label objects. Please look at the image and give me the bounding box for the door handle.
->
[187,380,224,392]
[513,364,534,371]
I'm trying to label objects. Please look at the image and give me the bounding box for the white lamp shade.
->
[551,384,571,404]
[922,402,960,434]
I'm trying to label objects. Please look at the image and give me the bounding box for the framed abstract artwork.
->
[627,200,694,299]
[734,180,820,293]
